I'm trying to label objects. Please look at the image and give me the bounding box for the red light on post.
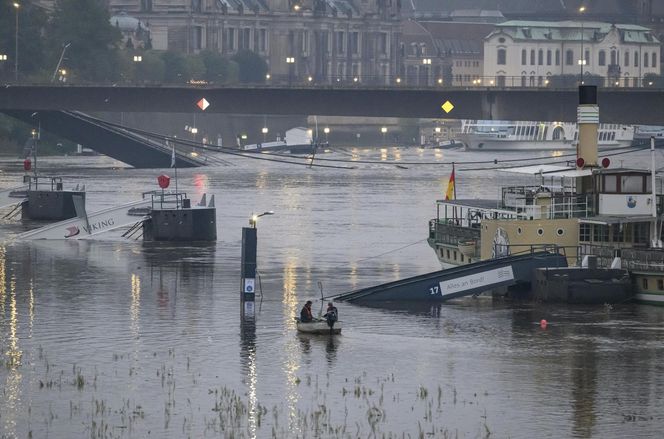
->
[601,157,610,168]
[576,157,585,168]
[23,158,32,171]
[157,174,170,189]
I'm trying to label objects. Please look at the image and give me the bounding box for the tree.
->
[132,51,165,83]
[47,0,122,82]
[231,49,268,83]
[161,51,190,83]
[200,50,238,83]
[0,2,48,81]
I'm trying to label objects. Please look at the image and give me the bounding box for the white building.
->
[483,20,661,87]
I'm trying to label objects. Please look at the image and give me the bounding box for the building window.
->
[598,50,606,66]
[226,28,236,51]
[624,51,629,67]
[301,30,308,55]
[350,32,359,55]
[521,49,527,65]
[555,49,560,65]
[546,49,552,65]
[521,75,526,86]
[336,31,345,54]
[530,49,535,65]
[379,33,388,55]
[610,50,616,65]
[645,52,650,67]
[635,51,639,67]
[538,49,543,65]
[643,278,648,290]
[585,50,590,66]
[658,279,664,290]
[566,49,574,65]
[653,52,658,67]
[497,48,506,65]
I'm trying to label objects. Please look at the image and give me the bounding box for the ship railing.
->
[578,243,664,271]
[142,190,190,210]
[428,220,481,255]
[501,186,593,218]
[23,175,65,192]
[491,243,570,264]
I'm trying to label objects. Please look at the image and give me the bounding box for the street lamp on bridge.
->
[579,6,587,81]
[13,2,20,82]
[286,56,295,85]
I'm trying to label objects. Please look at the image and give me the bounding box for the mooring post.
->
[240,225,257,319]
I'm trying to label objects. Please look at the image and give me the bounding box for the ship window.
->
[556,228,564,236]
[642,278,648,290]
[621,175,643,193]
[604,175,618,193]
[593,225,609,242]
[580,223,591,241]
[634,223,649,244]
[612,224,624,242]
[537,228,544,236]
[658,279,664,290]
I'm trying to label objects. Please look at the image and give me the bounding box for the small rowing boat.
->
[295,318,342,335]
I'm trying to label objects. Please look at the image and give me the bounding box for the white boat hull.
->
[296,320,341,334]
[463,136,632,151]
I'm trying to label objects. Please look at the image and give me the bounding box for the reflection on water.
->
[1,151,664,437]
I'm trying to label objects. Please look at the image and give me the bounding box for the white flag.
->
[171,143,176,168]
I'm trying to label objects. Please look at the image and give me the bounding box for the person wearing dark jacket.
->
[323,302,338,328]
[300,300,313,323]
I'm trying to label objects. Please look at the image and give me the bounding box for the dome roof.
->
[110,12,147,32]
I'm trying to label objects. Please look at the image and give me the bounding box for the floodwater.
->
[1,147,664,438]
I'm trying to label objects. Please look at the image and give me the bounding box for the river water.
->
[1,147,663,438]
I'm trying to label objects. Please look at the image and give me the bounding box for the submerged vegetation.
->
[0,345,498,438]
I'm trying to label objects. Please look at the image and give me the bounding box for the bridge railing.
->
[7,74,664,90]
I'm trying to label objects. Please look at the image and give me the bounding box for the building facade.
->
[108,0,402,85]
[483,20,661,87]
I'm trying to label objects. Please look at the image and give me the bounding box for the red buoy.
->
[601,157,611,168]
[157,174,170,189]
[23,158,31,171]
[540,319,548,329]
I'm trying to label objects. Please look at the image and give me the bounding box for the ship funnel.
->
[576,85,598,168]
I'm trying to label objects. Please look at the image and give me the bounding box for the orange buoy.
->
[540,319,548,329]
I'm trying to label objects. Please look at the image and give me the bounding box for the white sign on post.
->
[244,278,255,293]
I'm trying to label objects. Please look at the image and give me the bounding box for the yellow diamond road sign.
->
[441,100,454,113]
[197,98,210,111]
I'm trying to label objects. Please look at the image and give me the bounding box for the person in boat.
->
[300,300,314,323]
[323,302,338,328]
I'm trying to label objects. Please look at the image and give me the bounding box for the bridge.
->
[2,84,664,124]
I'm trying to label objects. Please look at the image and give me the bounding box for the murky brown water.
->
[1,148,663,438]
